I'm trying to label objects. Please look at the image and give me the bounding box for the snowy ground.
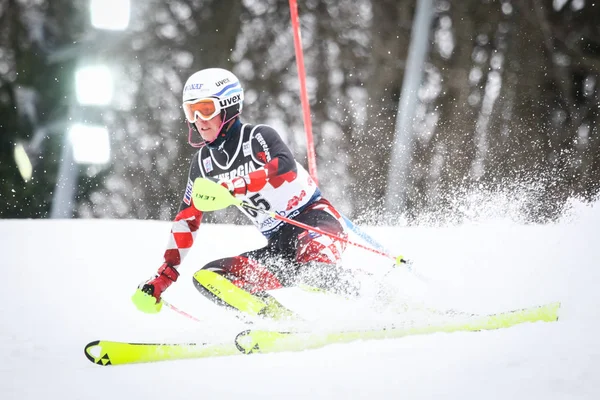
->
[1,199,600,399]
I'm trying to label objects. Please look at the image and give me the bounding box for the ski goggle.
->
[183,98,221,123]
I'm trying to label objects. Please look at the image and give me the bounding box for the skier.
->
[132,68,351,319]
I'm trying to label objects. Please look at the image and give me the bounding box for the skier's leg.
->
[291,203,360,296]
[199,255,284,293]
[192,253,295,319]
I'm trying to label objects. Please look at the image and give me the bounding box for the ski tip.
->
[84,340,99,364]
[235,330,257,354]
[84,340,112,366]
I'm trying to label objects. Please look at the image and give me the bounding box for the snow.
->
[2,200,600,399]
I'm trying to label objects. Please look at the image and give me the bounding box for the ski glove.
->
[220,176,250,198]
[132,263,179,314]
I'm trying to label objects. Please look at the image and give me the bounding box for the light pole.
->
[49,63,115,218]
[384,0,434,217]
[48,1,130,218]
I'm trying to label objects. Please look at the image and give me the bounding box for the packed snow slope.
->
[1,200,599,400]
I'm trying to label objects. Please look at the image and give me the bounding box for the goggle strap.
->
[215,112,240,138]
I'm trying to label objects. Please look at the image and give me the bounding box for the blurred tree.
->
[0,0,85,218]
[77,0,243,221]
[474,0,600,221]
[306,0,373,215]
[527,0,600,208]
[399,0,600,223]
[346,0,414,220]
[408,0,481,221]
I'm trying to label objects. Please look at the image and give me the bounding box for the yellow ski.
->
[85,302,560,365]
[84,339,239,366]
[234,302,561,354]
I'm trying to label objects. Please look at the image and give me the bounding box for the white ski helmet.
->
[182,68,244,148]
[182,68,244,124]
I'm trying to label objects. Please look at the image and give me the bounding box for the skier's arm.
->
[163,152,204,268]
[132,153,204,313]
[221,125,298,196]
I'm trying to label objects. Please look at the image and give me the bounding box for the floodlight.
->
[14,143,33,182]
[75,65,114,106]
[68,123,111,164]
[90,0,130,31]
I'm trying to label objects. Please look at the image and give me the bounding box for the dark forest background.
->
[1,0,599,225]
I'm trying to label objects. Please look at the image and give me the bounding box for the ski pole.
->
[162,299,204,323]
[191,178,410,266]
[341,214,399,257]
[246,202,408,265]
[341,214,413,271]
